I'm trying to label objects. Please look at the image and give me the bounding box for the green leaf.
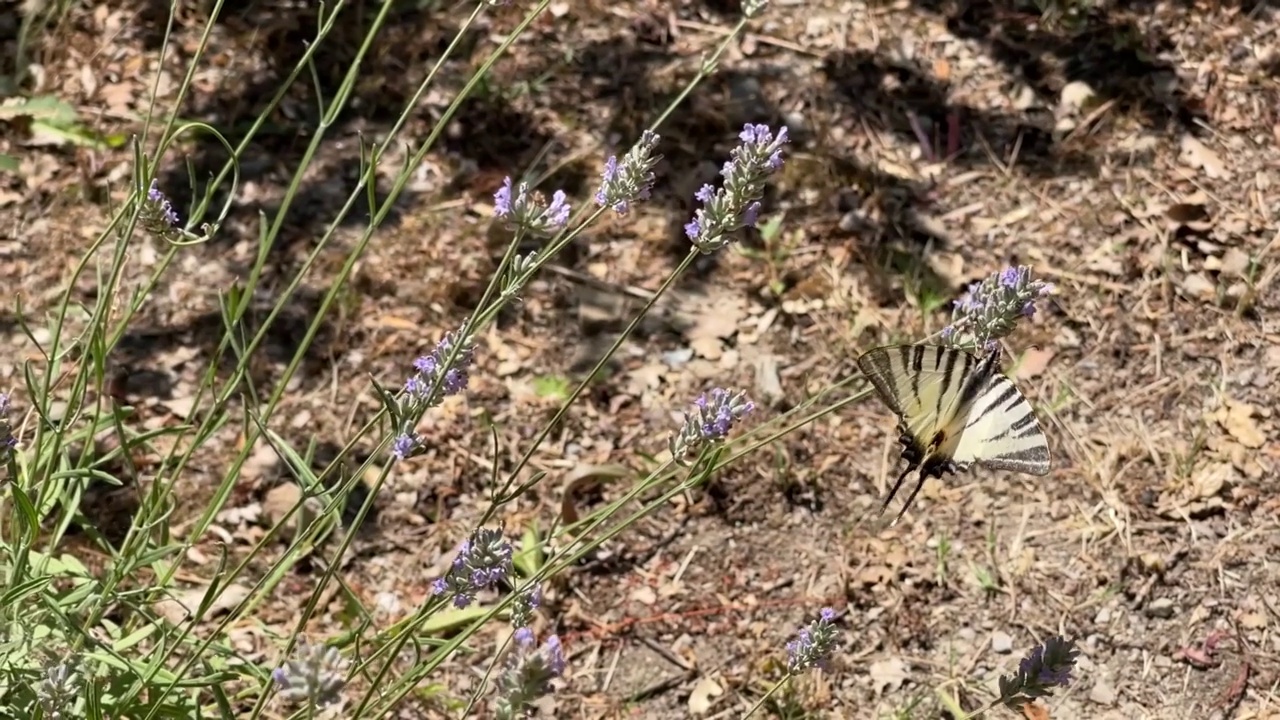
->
[531,374,572,401]
[421,605,490,633]
[513,523,543,577]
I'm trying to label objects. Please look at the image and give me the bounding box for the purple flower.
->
[494,634,566,720]
[494,177,514,216]
[145,179,180,229]
[430,527,513,608]
[0,392,14,462]
[940,265,1053,351]
[391,433,420,460]
[493,177,572,236]
[272,640,349,709]
[510,581,543,633]
[404,329,474,403]
[786,607,839,674]
[387,328,475,461]
[998,635,1080,709]
[669,388,755,462]
[595,130,662,216]
[684,123,789,253]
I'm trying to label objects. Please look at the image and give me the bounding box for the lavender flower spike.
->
[146,179,180,227]
[786,607,840,674]
[431,527,514,608]
[494,177,571,236]
[494,633,566,720]
[272,640,349,709]
[388,327,475,461]
[684,123,789,254]
[595,130,662,216]
[0,393,15,463]
[669,387,756,463]
[510,581,543,646]
[997,635,1080,709]
[940,265,1053,353]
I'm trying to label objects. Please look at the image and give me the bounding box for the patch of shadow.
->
[908,0,1208,133]
[821,49,1099,180]
[151,0,464,257]
[110,283,349,395]
[817,152,958,308]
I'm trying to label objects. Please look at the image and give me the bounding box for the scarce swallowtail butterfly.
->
[856,344,1051,525]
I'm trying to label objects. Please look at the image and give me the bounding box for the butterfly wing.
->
[947,372,1051,475]
[856,344,982,449]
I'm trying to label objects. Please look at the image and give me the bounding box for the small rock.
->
[991,630,1014,653]
[1094,607,1111,624]
[1089,679,1119,706]
[1181,272,1216,301]
[264,482,303,528]
[1059,80,1097,112]
[1146,598,1177,619]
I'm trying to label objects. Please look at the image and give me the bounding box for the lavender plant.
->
[685,124,789,254]
[940,266,1054,353]
[0,392,15,468]
[271,640,350,710]
[996,635,1079,710]
[431,527,515,608]
[743,608,842,718]
[492,633,565,720]
[670,387,757,464]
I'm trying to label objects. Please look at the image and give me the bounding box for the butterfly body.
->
[856,344,1051,524]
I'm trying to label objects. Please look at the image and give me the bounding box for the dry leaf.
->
[1021,700,1052,720]
[1217,400,1266,448]
[869,657,910,694]
[1240,612,1267,629]
[1014,347,1055,380]
[153,583,251,626]
[687,676,723,715]
[629,585,657,605]
[1059,80,1097,112]
[1180,272,1216,301]
[560,464,632,527]
[1179,135,1227,179]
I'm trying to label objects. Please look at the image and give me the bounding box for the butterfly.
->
[856,343,1051,525]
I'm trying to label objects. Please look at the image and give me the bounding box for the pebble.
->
[990,630,1014,653]
[1146,598,1177,619]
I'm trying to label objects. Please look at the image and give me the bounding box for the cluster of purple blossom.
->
[0,392,16,466]
[941,265,1054,353]
[142,179,181,237]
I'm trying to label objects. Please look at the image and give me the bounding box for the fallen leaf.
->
[869,657,910,695]
[1180,272,1216,301]
[688,676,723,715]
[1220,247,1251,277]
[1179,135,1227,179]
[560,464,632,527]
[1014,347,1055,380]
[1059,80,1097,112]
[629,585,657,605]
[1217,400,1266,448]
[153,583,251,626]
[1021,701,1052,720]
[1240,612,1266,629]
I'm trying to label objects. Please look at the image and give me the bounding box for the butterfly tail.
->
[879,464,915,518]
[889,471,929,527]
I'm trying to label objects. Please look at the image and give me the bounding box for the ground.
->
[2,0,1279,718]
